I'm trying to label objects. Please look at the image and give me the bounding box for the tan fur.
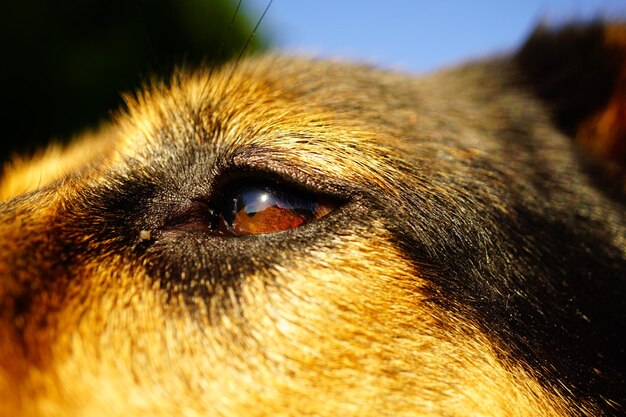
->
[0,215,576,416]
[0,53,614,416]
[0,127,117,201]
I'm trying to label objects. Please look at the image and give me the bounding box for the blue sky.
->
[245,1,625,73]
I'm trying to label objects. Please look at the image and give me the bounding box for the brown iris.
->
[216,183,335,236]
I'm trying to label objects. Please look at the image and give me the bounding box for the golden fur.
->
[1,23,625,417]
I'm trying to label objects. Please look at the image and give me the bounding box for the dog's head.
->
[1,22,625,417]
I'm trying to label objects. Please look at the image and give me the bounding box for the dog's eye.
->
[214,183,335,236]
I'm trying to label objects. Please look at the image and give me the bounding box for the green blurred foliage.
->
[1,0,267,162]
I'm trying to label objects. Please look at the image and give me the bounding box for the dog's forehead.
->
[108,55,530,191]
[108,57,424,192]
[119,56,418,146]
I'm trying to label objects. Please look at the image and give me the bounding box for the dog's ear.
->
[517,21,626,181]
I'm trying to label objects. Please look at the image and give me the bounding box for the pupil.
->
[236,188,275,217]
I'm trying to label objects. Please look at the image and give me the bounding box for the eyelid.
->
[216,158,355,200]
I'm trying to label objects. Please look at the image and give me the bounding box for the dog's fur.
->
[0,21,625,417]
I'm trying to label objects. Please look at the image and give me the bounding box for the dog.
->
[0,20,624,417]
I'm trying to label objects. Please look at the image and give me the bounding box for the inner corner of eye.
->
[215,183,336,236]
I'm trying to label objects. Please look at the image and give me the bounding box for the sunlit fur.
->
[1,23,625,417]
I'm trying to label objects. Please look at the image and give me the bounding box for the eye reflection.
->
[218,184,335,236]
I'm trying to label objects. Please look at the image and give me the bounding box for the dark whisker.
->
[235,0,274,65]
[215,0,244,64]
[215,0,274,118]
